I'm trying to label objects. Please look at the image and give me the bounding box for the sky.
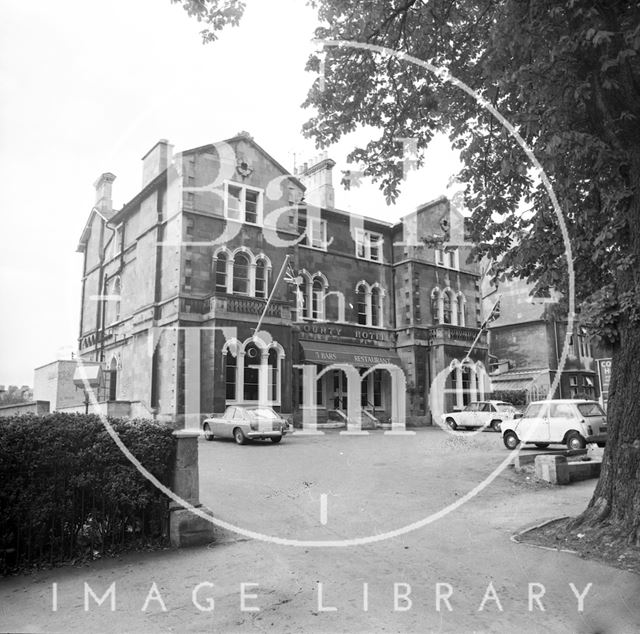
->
[0,0,460,387]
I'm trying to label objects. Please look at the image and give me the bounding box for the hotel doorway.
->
[331,369,348,410]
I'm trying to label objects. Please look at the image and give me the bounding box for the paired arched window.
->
[223,337,284,404]
[213,248,271,298]
[355,281,385,327]
[431,287,466,326]
[296,271,328,321]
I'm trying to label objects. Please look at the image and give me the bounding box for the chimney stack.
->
[142,139,173,188]
[298,151,335,208]
[94,172,116,216]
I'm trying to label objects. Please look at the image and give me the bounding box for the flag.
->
[487,299,501,322]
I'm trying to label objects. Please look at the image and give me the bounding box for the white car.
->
[442,400,521,432]
[500,399,607,451]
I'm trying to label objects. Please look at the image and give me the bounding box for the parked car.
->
[202,406,290,445]
[500,399,607,450]
[442,400,521,432]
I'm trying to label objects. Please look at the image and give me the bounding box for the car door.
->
[216,407,234,437]
[460,403,479,427]
[517,403,548,443]
[478,402,493,428]
[530,403,551,442]
[548,402,576,442]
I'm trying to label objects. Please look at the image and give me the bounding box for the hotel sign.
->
[597,358,612,406]
[300,341,400,366]
[298,323,393,347]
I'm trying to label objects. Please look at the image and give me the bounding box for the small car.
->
[442,400,521,432]
[500,399,607,451]
[202,406,289,445]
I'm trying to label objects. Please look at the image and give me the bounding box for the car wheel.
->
[490,420,501,432]
[566,432,586,451]
[534,443,550,449]
[271,436,282,444]
[203,423,214,441]
[445,417,457,430]
[233,427,247,445]
[503,431,520,450]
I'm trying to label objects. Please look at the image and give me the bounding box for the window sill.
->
[299,243,328,252]
[355,254,383,263]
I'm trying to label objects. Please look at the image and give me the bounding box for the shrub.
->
[490,390,528,407]
[0,413,176,574]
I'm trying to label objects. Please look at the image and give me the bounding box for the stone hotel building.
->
[76,133,488,426]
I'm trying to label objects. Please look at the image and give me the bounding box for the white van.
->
[501,399,607,450]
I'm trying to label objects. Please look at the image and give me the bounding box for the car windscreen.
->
[495,404,516,412]
[247,408,278,420]
[577,402,606,417]
[523,403,545,418]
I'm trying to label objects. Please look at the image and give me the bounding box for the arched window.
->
[243,343,261,401]
[312,278,324,320]
[371,286,382,326]
[356,283,367,325]
[443,291,452,324]
[457,294,466,326]
[233,253,250,295]
[301,272,327,320]
[255,259,268,298]
[431,288,441,324]
[215,253,228,293]
[112,276,121,322]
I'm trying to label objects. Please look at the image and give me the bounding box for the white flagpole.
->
[254,254,291,336]
[463,294,501,363]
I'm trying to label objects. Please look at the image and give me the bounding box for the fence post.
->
[169,430,216,547]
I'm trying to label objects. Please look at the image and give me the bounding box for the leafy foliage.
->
[170,0,246,43]
[0,414,176,573]
[173,0,640,342]
[490,389,527,408]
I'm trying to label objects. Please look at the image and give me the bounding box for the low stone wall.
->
[513,449,587,472]
[534,454,602,484]
[0,401,50,418]
[56,401,133,417]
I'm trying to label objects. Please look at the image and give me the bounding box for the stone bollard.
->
[534,454,570,485]
[169,429,216,547]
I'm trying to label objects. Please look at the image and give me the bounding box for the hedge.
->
[490,390,528,407]
[0,413,176,574]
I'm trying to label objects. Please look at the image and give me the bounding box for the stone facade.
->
[482,275,612,403]
[76,133,488,427]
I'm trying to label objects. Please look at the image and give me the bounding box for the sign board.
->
[298,323,393,348]
[597,357,612,408]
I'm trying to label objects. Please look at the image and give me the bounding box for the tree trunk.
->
[572,159,640,546]
[574,321,640,544]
